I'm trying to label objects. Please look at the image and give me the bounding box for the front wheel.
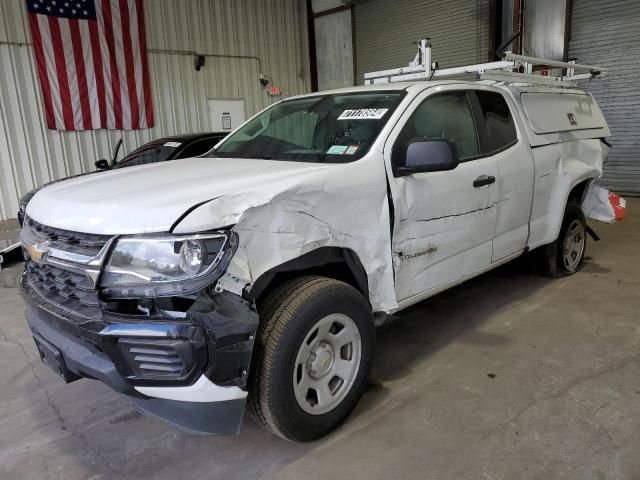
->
[248,276,374,442]
[536,203,587,277]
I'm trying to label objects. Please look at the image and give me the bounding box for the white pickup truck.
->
[20,80,609,441]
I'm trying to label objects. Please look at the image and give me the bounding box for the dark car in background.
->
[17,132,227,226]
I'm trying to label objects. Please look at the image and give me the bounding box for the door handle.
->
[473,175,496,187]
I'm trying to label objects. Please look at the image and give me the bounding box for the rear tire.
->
[536,203,587,277]
[248,276,374,442]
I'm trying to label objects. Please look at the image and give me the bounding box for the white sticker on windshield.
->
[163,141,182,148]
[345,145,359,155]
[327,145,348,155]
[337,108,389,120]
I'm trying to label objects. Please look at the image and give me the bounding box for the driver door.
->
[387,88,499,305]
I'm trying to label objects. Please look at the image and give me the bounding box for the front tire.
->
[536,203,587,277]
[248,276,374,442]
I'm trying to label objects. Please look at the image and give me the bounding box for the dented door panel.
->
[491,141,536,262]
[390,158,498,302]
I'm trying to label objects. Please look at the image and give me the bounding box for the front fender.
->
[173,159,397,313]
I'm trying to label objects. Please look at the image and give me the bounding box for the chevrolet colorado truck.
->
[20,81,610,441]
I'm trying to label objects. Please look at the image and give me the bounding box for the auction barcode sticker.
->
[337,108,389,120]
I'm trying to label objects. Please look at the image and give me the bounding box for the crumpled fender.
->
[527,138,608,249]
[172,158,398,312]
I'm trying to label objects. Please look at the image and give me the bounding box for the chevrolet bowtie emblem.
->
[27,241,50,263]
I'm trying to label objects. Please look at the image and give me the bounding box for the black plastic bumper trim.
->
[128,396,246,435]
[26,302,248,434]
[25,303,135,395]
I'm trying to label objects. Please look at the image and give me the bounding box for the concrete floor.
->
[1,200,639,480]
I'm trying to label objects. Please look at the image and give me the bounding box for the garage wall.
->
[354,0,492,84]
[569,0,640,195]
[0,0,310,221]
[314,9,354,90]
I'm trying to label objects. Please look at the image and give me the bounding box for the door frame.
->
[383,84,512,308]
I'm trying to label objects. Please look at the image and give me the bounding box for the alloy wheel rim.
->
[562,219,585,271]
[293,313,362,415]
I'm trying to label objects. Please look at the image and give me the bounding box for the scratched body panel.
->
[390,156,498,302]
[527,138,607,249]
[172,155,398,312]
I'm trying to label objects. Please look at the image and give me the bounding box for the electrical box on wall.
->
[207,99,246,132]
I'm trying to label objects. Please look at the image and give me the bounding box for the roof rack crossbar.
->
[364,39,607,88]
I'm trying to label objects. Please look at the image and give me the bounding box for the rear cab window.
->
[473,91,518,154]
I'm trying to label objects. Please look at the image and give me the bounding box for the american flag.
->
[26,0,153,130]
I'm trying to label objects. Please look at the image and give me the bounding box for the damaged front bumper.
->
[21,275,259,435]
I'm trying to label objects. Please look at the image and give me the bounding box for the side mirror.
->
[396,140,459,177]
[95,159,110,170]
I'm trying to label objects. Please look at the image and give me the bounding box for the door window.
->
[474,91,517,153]
[393,91,480,169]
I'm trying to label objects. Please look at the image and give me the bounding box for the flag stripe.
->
[79,19,102,128]
[95,2,115,128]
[48,16,75,130]
[129,1,145,127]
[68,19,93,129]
[88,14,108,128]
[38,14,64,130]
[119,0,139,129]
[109,1,130,129]
[136,0,153,127]
[101,0,123,129]
[28,13,55,129]
[59,19,83,130]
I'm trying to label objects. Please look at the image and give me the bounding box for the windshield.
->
[212,91,405,163]
[114,142,179,169]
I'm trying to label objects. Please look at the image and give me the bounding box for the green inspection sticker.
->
[327,145,348,155]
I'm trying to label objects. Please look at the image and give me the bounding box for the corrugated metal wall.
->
[0,0,310,220]
[353,0,492,84]
[569,0,640,195]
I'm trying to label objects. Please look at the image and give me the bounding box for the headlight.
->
[100,232,237,298]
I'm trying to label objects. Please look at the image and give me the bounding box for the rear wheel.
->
[536,203,587,277]
[248,276,374,442]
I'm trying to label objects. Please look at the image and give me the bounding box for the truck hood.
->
[26,157,332,234]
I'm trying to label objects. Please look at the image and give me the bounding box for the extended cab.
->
[20,81,610,441]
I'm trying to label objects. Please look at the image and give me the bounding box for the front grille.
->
[24,216,110,257]
[24,261,103,321]
[22,217,112,322]
[26,261,99,307]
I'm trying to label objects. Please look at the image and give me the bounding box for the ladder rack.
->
[364,39,607,88]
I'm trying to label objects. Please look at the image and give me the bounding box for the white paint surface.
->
[135,374,247,403]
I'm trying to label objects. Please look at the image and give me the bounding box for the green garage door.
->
[569,0,640,195]
[354,0,492,84]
